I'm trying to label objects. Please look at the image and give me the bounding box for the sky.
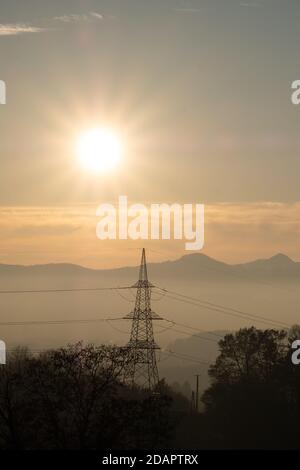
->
[0,0,300,267]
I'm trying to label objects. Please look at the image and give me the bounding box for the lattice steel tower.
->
[123,248,162,390]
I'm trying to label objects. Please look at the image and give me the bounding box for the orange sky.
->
[0,202,299,268]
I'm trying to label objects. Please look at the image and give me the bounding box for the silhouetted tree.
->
[0,343,174,449]
[200,327,300,449]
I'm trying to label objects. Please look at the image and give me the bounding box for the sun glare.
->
[76,128,123,172]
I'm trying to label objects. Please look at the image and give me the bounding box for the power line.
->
[114,288,135,303]
[155,321,176,334]
[162,349,211,366]
[168,320,224,339]
[156,287,291,329]
[0,286,290,335]
[161,318,222,342]
[0,286,136,295]
[168,325,220,344]
[106,319,131,335]
[0,281,291,329]
[163,290,285,329]
[0,317,124,326]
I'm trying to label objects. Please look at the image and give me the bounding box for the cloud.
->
[90,12,104,21]
[53,12,103,24]
[0,11,104,38]
[0,23,45,36]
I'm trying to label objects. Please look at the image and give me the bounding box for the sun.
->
[76,128,123,172]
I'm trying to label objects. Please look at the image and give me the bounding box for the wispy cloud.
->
[90,12,104,21]
[0,11,104,38]
[53,12,104,24]
[0,23,45,36]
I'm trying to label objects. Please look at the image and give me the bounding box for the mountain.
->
[0,252,299,283]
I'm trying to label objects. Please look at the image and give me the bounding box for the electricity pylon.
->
[123,248,162,390]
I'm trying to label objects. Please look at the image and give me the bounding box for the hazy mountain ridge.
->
[0,252,299,282]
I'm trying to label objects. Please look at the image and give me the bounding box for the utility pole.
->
[123,248,163,391]
[191,390,196,412]
[195,374,200,412]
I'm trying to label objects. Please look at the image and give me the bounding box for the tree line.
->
[0,326,299,449]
